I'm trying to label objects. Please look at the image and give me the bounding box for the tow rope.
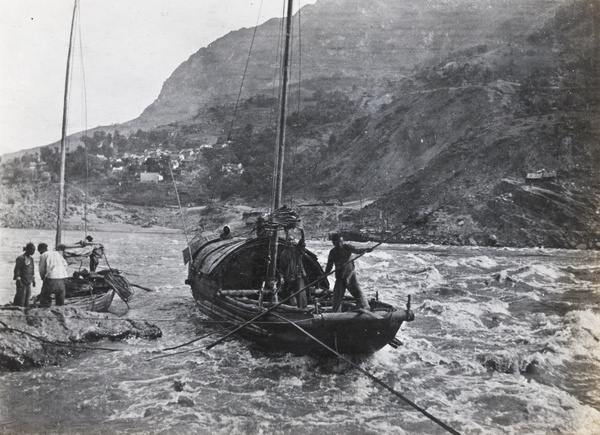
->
[271,312,462,435]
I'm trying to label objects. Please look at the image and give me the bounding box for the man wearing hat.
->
[219,226,233,240]
[80,235,104,272]
[13,242,36,307]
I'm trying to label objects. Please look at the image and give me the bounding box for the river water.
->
[0,228,599,434]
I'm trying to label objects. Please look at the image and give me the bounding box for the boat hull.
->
[62,269,130,313]
[187,237,414,355]
[193,293,410,355]
[64,290,115,313]
[192,268,414,355]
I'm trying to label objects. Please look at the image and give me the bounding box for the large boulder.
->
[0,306,161,371]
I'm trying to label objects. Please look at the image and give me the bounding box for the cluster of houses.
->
[6,141,245,184]
[112,146,244,182]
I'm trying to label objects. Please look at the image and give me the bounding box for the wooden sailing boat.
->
[184,0,413,354]
[48,0,131,312]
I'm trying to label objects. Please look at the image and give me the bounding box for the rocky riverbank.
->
[0,306,161,371]
[0,181,597,250]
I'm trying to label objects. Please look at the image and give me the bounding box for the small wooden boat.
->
[31,269,131,313]
[64,288,115,312]
[185,235,413,355]
[62,270,131,313]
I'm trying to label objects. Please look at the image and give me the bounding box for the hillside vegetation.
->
[1,0,598,249]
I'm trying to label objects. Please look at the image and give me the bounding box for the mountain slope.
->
[337,0,600,248]
[138,0,566,126]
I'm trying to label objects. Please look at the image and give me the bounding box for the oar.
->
[130,283,155,292]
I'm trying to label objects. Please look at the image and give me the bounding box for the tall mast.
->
[56,0,78,248]
[273,0,294,209]
[268,0,294,284]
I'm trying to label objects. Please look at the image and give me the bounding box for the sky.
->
[0,0,317,156]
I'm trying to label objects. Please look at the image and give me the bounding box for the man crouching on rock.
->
[37,243,69,307]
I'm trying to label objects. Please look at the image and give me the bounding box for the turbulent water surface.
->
[0,228,599,434]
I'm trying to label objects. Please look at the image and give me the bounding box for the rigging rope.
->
[168,161,192,263]
[288,5,303,208]
[225,0,266,142]
[270,0,288,211]
[72,3,91,238]
[76,4,90,238]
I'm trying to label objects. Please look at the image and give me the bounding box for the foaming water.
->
[0,229,599,434]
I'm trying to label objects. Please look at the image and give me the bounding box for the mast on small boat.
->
[268,0,295,285]
[56,0,79,248]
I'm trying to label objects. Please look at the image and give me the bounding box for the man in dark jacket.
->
[13,242,36,307]
[280,228,308,308]
[324,233,372,312]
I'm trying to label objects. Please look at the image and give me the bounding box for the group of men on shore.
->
[12,236,103,308]
[12,243,69,308]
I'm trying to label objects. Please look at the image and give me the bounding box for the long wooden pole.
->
[274,0,294,209]
[268,0,294,284]
[56,0,78,248]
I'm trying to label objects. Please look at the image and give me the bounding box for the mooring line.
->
[168,160,193,267]
[146,346,204,362]
[271,312,462,435]
[0,324,120,352]
[0,312,308,327]
[160,332,216,352]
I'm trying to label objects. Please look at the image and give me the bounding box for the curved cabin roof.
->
[196,238,251,275]
[190,236,328,290]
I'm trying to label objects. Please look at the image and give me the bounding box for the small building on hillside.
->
[140,172,163,183]
[526,170,557,182]
[221,163,244,175]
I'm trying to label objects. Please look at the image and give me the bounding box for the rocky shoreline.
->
[0,306,161,371]
[1,191,597,250]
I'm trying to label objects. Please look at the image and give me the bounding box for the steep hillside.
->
[337,0,600,248]
[137,0,563,127]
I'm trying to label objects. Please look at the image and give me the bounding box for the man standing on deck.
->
[324,233,372,312]
[13,242,36,307]
[37,243,69,307]
[280,227,308,308]
[79,235,104,272]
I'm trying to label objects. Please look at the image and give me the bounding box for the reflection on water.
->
[1,228,599,434]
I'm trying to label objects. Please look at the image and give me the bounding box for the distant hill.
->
[1,0,598,248]
[139,0,571,125]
